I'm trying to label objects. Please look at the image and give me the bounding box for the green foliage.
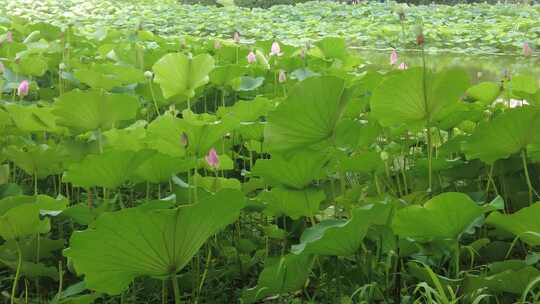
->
[0,16,539,304]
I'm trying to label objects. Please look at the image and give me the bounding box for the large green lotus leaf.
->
[339,151,384,174]
[0,204,50,240]
[178,113,239,156]
[63,150,154,189]
[144,114,186,157]
[4,104,63,133]
[192,175,242,192]
[257,186,324,219]
[252,149,329,189]
[466,81,500,105]
[291,203,392,256]
[209,64,249,87]
[17,55,48,76]
[74,64,145,91]
[216,97,273,122]
[314,36,348,61]
[64,189,245,295]
[102,121,147,152]
[264,76,350,152]
[242,253,314,303]
[53,90,140,134]
[135,152,188,183]
[486,202,540,246]
[392,192,484,242]
[1,237,65,261]
[0,108,10,128]
[4,144,65,178]
[152,53,215,99]
[371,68,470,128]
[0,195,68,216]
[463,107,540,163]
[230,76,265,92]
[0,255,57,280]
[464,260,540,295]
[509,75,538,97]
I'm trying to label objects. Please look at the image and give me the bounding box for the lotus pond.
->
[0,14,539,304]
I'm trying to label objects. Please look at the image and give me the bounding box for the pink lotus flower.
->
[17,80,29,97]
[523,42,533,57]
[270,41,282,56]
[214,40,222,50]
[6,31,12,43]
[247,51,256,64]
[233,31,240,44]
[205,148,219,169]
[278,70,286,83]
[398,62,408,70]
[390,49,398,65]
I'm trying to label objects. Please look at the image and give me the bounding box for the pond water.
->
[355,48,540,83]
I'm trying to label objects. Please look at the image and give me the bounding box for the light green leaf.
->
[64,189,245,294]
[152,53,215,99]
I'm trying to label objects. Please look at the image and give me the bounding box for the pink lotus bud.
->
[233,31,240,44]
[180,132,189,147]
[390,49,398,65]
[247,51,256,64]
[398,62,408,70]
[278,70,286,83]
[270,41,282,56]
[214,40,222,50]
[205,148,220,169]
[17,80,29,97]
[6,31,12,43]
[523,42,534,57]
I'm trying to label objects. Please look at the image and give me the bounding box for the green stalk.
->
[33,172,38,196]
[171,274,181,304]
[57,260,63,298]
[148,79,160,116]
[11,241,22,304]
[521,149,534,205]
[161,280,167,304]
[454,241,460,279]
[426,128,433,193]
[196,245,212,303]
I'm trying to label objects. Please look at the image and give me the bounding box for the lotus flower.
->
[270,41,282,56]
[205,148,219,169]
[214,40,222,50]
[6,31,12,43]
[523,42,533,57]
[233,31,240,44]
[247,51,256,64]
[390,49,398,65]
[17,80,29,97]
[398,62,408,70]
[278,70,286,83]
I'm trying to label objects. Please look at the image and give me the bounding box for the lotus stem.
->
[426,128,433,193]
[148,78,160,116]
[171,274,181,304]
[521,149,534,205]
[10,241,22,304]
